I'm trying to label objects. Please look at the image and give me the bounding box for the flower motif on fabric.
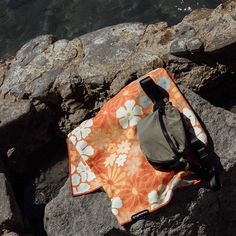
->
[116,100,143,129]
[104,153,117,167]
[76,140,94,161]
[70,148,79,163]
[183,107,196,126]
[115,154,127,166]
[124,157,141,176]
[87,128,110,149]
[71,173,81,186]
[72,119,93,140]
[193,127,207,144]
[119,176,149,212]
[147,184,172,210]
[71,164,76,174]
[117,140,131,154]
[77,162,96,182]
[100,167,126,196]
[148,190,160,210]
[73,183,91,194]
[157,77,171,91]
[111,196,123,216]
[71,162,96,194]
[69,135,77,145]
[139,96,151,109]
[107,143,117,153]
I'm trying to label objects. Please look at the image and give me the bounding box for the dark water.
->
[0,0,223,58]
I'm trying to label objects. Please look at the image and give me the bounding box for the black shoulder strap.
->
[191,137,221,191]
[140,77,165,106]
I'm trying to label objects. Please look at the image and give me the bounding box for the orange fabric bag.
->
[67,68,207,224]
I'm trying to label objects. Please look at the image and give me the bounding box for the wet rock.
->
[44,88,236,236]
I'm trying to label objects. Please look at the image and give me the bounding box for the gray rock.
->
[0,99,31,128]
[0,37,84,102]
[181,1,236,53]
[14,35,56,67]
[170,39,187,56]
[170,37,203,56]
[186,37,203,53]
[175,25,197,38]
[44,180,122,236]
[79,23,147,85]
[44,87,236,236]
[2,230,20,236]
[0,98,57,173]
[0,163,23,233]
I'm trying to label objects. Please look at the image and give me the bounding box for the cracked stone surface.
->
[0,1,235,235]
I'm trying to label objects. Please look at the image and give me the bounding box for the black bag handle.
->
[140,77,165,109]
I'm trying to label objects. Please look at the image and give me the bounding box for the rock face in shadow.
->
[0,160,24,235]
[43,87,236,236]
[0,0,235,235]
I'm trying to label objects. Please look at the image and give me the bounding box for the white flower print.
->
[183,108,196,126]
[77,183,90,192]
[69,135,77,145]
[71,173,81,186]
[76,140,94,161]
[197,133,207,144]
[77,162,96,182]
[148,185,172,210]
[193,127,207,144]
[72,119,93,140]
[104,153,117,167]
[194,126,201,136]
[71,164,76,174]
[115,154,127,166]
[111,196,123,215]
[162,187,172,202]
[116,100,143,129]
[73,183,90,194]
[169,178,180,190]
[148,190,160,210]
[117,140,131,154]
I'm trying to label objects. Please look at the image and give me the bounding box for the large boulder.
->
[44,87,236,236]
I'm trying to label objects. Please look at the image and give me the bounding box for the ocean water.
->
[0,0,224,58]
